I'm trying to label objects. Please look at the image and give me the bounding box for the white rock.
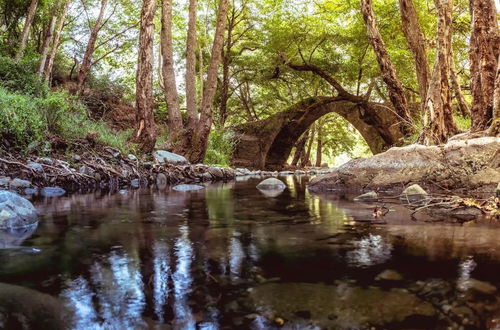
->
[153,150,189,165]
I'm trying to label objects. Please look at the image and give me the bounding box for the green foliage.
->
[0,56,48,97]
[204,129,238,167]
[453,114,471,131]
[0,87,45,148]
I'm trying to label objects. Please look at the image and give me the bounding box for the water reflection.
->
[1,177,500,329]
[63,251,145,329]
[346,234,393,268]
[172,225,195,329]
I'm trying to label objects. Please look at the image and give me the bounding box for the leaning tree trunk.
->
[133,0,157,153]
[469,0,499,131]
[292,130,309,166]
[360,0,412,136]
[44,1,70,83]
[419,0,458,145]
[77,0,107,95]
[16,0,39,60]
[398,0,430,103]
[301,124,315,168]
[37,14,57,76]
[160,0,183,142]
[187,0,229,163]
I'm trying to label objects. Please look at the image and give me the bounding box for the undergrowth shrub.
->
[204,129,237,167]
[0,56,48,97]
[0,87,44,148]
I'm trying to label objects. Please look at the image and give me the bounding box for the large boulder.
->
[0,191,38,229]
[308,137,500,194]
[153,150,189,165]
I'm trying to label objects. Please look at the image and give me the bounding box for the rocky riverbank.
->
[0,148,235,196]
[308,137,500,197]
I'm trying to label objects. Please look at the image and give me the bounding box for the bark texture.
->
[160,0,183,141]
[44,1,70,82]
[16,0,39,60]
[360,0,412,135]
[398,0,430,102]
[291,131,309,166]
[77,0,107,94]
[469,0,499,131]
[185,0,198,129]
[420,0,458,145]
[134,0,157,153]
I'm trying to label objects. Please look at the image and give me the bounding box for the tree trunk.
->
[219,6,237,127]
[16,0,39,60]
[301,124,315,168]
[76,0,107,95]
[469,0,499,131]
[360,0,412,135]
[133,0,157,152]
[398,0,430,102]
[37,14,57,76]
[187,0,229,163]
[315,121,323,167]
[419,0,458,145]
[292,130,309,166]
[160,0,183,142]
[185,0,198,129]
[491,52,500,135]
[44,1,70,83]
[450,55,470,117]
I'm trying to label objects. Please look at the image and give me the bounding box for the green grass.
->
[204,129,238,167]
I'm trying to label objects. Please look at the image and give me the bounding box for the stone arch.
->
[231,96,405,169]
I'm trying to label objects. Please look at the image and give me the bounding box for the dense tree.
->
[161,0,230,162]
[420,0,458,144]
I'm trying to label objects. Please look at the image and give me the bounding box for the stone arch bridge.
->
[230,96,405,169]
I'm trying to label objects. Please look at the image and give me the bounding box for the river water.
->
[1,175,500,329]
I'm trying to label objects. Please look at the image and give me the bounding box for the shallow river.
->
[1,176,500,329]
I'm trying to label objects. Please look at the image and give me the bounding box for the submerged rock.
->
[353,191,378,202]
[0,177,11,188]
[156,173,168,189]
[400,184,428,202]
[0,283,71,330]
[251,282,435,329]
[153,150,189,165]
[308,137,500,193]
[466,279,497,295]
[27,162,43,173]
[172,184,204,192]
[40,187,66,197]
[0,191,38,229]
[376,269,403,281]
[256,178,286,190]
[130,179,140,188]
[9,178,32,189]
